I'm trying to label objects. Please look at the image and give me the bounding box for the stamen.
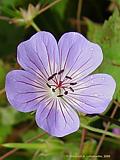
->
[64,91,68,95]
[65,76,72,80]
[69,87,74,92]
[52,73,57,77]
[70,82,77,85]
[57,94,63,97]
[52,88,55,92]
[46,83,51,88]
[58,69,64,75]
[48,73,57,81]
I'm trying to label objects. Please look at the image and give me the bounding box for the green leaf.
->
[0,125,12,143]
[0,60,7,89]
[79,113,99,126]
[0,107,17,125]
[115,0,120,5]
[2,138,64,154]
[0,107,32,125]
[87,9,120,100]
[2,143,45,149]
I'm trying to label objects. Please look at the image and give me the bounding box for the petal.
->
[5,70,48,112]
[58,32,103,81]
[66,74,116,114]
[17,31,59,80]
[35,98,80,137]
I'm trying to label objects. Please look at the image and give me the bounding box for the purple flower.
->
[113,128,120,135]
[5,32,116,137]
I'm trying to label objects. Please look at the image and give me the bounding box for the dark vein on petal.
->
[21,75,45,89]
[53,47,58,83]
[27,95,50,109]
[75,84,104,90]
[66,96,90,113]
[46,100,55,120]
[27,66,47,82]
[63,45,74,72]
[16,90,47,95]
[44,45,52,75]
[41,99,55,132]
[68,95,96,109]
[54,100,57,129]
[72,65,93,82]
[70,56,92,79]
[39,98,53,115]
[60,100,74,122]
[62,49,83,83]
[16,80,45,90]
[71,93,104,101]
[35,48,50,77]
[58,100,67,129]
[73,76,100,88]
[22,94,47,104]
[27,54,48,80]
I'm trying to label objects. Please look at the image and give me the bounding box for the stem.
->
[76,0,83,32]
[0,133,46,160]
[0,148,17,160]
[31,21,41,32]
[32,149,41,160]
[114,100,120,107]
[39,0,62,15]
[78,128,87,160]
[93,105,118,159]
[87,132,120,146]
[80,122,120,139]
[98,114,120,126]
[0,16,11,21]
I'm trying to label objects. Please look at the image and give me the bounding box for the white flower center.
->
[46,69,77,98]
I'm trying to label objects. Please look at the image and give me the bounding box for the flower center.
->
[46,69,77,98]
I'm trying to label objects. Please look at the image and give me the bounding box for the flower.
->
[113,128,120,135]
[10,4,40,27]
[5,32,116,137]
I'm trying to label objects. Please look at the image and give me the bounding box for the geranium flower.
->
[5,32,116,137]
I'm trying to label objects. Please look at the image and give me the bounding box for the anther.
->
[52,73,57,77]
[46,83,51,88]
[52,88,55,92]
[48,76,53,81]
[48,73,57,81]
[65,76,72,80]
[57,94,64,97]
[70,82,77,85]
[58,69,64,75]
[69,87,74,92]
[64,91,68,95]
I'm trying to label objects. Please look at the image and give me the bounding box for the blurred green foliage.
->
[87,9,120,100]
